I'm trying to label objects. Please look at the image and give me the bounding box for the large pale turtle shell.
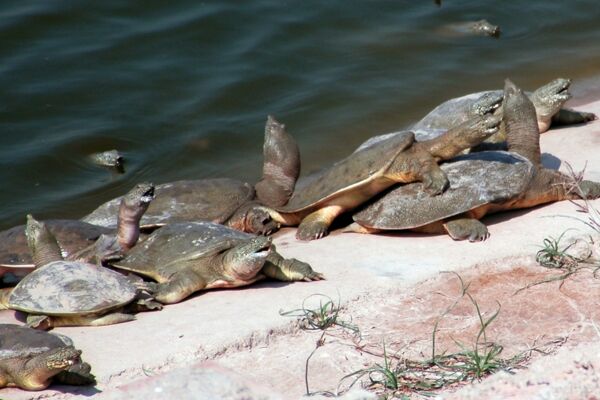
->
[0,220,112,268]
[82,178,255,229]
[0,324,73,359]
[352,151,534,230]
[8,261,137,315]
[276,132,415,213]
[113,221,253,277]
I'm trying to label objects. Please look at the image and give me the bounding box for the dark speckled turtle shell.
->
[0,220,112,268]
[112,221,254,277]
[8,261,137,315]
[276,132,415,213]
[352,151,534,230]
[0,324,73,357]
[82,178,255,229]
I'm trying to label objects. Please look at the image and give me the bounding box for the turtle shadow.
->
[46,384,102,397]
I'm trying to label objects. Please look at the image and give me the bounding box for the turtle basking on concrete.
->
[109,221,324,304]
[82,116,298,235]
[358,78,596,155]
[0,215,159,330]
[347,79,600,241]
[412,78,596,136]
[0,182,154,273]
[258,114,501,241]
[0,324,95,390]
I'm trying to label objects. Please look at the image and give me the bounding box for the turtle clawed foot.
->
[444,219,489,242]
[296,222,329,241]
[581,111,597,122]
[423,173,449,196]
[284,258,325,281]
[27,314,52,330]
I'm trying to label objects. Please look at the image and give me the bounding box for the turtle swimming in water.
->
[256,114,501,241]
[0,324,95,390]
[0,215,159,330]
[109,221,324,304]
[0,182,154,273]
[346,79,600,240]
[82,116,299,236]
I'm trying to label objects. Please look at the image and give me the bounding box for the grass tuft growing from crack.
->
[338,272,532,398]
[280,293,359,396]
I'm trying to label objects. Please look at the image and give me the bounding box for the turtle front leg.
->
[551,108,597,127]
[443,218,490,242]
[0,288,12,310]
[152,270,207,304]
[262,246,324,281]
[296,205,344,241]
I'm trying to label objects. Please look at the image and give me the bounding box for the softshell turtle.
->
[347,79,600,240]
[82,116,298,235]
[258,114,501,241]
[0,182,154,273]
[439,19,501,38]
[89,149,124,172]
[0,215,159,329]
[110,221,324,304]
[358,78,596,154]
[412,78,596,136]
[0,324,94,390]
[347,151,534,240]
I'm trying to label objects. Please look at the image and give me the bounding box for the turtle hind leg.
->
[263,246,324,281]
[551,108,597,127]
[443,218,490,242]
[152,270,207,304]
[296,206,344,241]
[342,222,382,234]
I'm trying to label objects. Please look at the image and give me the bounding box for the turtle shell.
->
[352,151,534,230]
[82,178,255,229]
[8,261,137,315]
[0,324,72,359]
[276,131,415,213]
[112,221,253,278]
[0,220,112,268]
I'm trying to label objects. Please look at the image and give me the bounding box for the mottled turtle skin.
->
[0,183,154,273]
[0,324,94,390]
[349,79,600,241]
[264,114,501,241]
[82,116,299,236]
[110,221,324,304]
[348,151,535,241]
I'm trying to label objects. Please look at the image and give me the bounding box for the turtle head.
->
[44,346,82,371]
[471,19,501,38]
[222,236,272,281]
[471,91,503,117]
[25,214,64,266]
[530,78,571,129]
[228,203,280,236]
[117,182,155,251]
